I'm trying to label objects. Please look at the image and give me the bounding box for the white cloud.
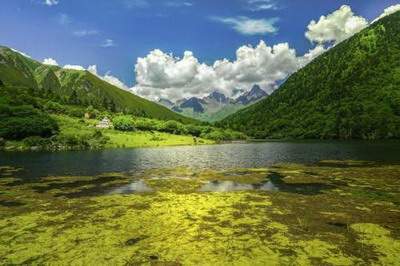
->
[305,5,368,45]
[131,40,323,101]
[87,65,129,90]
[44,0,59,6]
[87,65,98,75]
[246,0,278,11]
[372,4,400,23]
[43,58,59,66]
[73,30,99,37]
[10,48,31,58]
[63,64,85,71]
[103,73,129,90]
[298,45,327,67]
[212,16,279,35]
[101,39,116,48]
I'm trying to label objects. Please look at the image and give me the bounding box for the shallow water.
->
[1,141,400,178]
[1,142,400,265]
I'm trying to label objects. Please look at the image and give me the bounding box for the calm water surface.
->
[0,141,399,178]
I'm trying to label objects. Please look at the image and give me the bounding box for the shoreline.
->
[3,137,400,153]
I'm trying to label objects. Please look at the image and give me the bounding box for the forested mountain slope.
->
[0,46,195,123]
[221,11,400,140]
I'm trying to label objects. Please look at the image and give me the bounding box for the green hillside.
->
[0,46,194,123]
[221,11,400,140]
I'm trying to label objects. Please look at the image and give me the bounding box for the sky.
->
[1,0,400,101]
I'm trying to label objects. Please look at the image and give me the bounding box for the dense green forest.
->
[220,11,400,140]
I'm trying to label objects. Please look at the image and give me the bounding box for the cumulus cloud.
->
[43,58,59,66]
[212,16,279,35]
[246,0,278,11]
[131,40,325,101]
[372,4,400,23]
[298,45,326,67]
[44,0,59,6]
[87,65,98,75]
[103,74,129,90]
[305,5,368,45]
[63,64,85,71]
[87,65,129,90]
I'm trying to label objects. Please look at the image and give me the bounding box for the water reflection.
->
[199,172,334,195]
[110,180,153,194]
[1,141,399,179]
[199,181,255,192]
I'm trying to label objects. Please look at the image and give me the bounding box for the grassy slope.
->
[56,115,213,148]
[0,46,195,124]
[4,115,213,150]
[221,12,400,139]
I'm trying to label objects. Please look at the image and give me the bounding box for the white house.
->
[96,117,112,129]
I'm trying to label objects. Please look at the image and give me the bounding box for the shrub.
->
[43,101,65,114]
[23,136,52,147]
[134,119,157,131]
[0,105,59,140]
[113,115,135,131]
[185,124,202,137]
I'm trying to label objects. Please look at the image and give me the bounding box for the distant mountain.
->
[221,11,400,140]
[0,46,195,123]
[205,91,230,104]
[179,97,206,113]
[234,85,268,105]
[162,87,268,122]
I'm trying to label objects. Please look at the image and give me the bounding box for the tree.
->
[113,115,135,131]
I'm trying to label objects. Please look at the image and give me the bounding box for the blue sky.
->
[1,0,399,100]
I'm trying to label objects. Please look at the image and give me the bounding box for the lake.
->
[1,141,399,178]
[1,141,400,265]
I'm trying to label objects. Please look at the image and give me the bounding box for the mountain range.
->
[220,11,400,140]
[159,85,268,122]
[0,46,195,124]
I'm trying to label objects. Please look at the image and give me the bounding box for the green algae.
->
[351,223,400,265]
[0,162,399,265]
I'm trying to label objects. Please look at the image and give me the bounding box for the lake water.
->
[1,141,399,178]
[1,141,400,264]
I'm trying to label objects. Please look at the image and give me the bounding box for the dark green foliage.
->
[221,12,400,140]
[113,115,136,131]
[21,130,111,151]
[111,115,246,141]
[0,105,59,140]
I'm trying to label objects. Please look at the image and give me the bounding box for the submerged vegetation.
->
[0,161,399,264]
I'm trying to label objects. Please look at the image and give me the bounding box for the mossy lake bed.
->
[0,161,400,265]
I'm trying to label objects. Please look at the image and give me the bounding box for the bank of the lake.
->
[1,115,215,152]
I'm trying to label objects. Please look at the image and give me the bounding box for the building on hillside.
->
[96,117,112,129]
